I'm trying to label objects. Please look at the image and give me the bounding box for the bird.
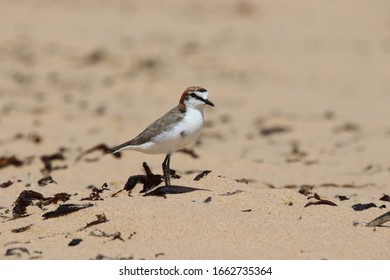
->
[108,86,215,187]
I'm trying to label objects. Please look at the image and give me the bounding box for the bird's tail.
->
[107,140,133,154]
[106,146,121,154]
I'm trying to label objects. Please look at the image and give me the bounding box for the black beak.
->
[204,99,215,107]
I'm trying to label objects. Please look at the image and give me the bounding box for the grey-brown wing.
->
[109,107,184,153]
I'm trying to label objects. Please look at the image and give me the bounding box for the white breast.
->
[143,107,204,154]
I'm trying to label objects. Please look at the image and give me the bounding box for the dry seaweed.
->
[263,182,276,189]
[334,122,360,133]
[286,142,307,162]
[78,213,108,231]
[169,169,181,179]
[0,156,25,169]
[0,132,42,145]
[90,229,124,241]
[12,190,71,217]
[123,175,145,192]
[304,193,337,207]
[336,195,349,201]
[305,200,337,207]
[111,232,125,241]
[140,162,163,193]
[42,203,93,220]
[235,178,256,184]
[320,183,374,188]
[219,190,244,196]
[5,247,29,257]
[241,209,252,212]
[41,193,71,206]
[379,194,390,202]
[0,180,13,188]
[68,239,83,246]
[40,151,67,174]
[128,232,136,239]
[193,170,211,181]
[260,126,291,137]
[352,203,377,211]
[13,190,45,216]
[81,183,109,201]
[37,176,57,186]
[11,224,32,233]
[93,254,134,260]
[298,185,314,196]
[76,143,121,162]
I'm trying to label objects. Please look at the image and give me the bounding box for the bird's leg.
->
[162,153,171,186]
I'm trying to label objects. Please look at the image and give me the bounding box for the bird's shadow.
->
[143,185,210,198]
[122,162,209,198]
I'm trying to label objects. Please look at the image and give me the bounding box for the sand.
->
[0,0,389,260]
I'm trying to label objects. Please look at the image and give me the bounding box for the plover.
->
[108,86,215,186]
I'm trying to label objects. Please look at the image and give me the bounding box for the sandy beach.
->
[1,0,390,259]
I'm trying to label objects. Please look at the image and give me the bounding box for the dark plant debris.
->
[123,175,145,192]
[128,231,136,240]
[361,164,383,175]
[37,176,57,186]
[219,190,244,196]
[0,180,13,188]
[93,254,134,260]
[380,194,390,202]
[0,132,42,145]
[203,196,212,203]
[286,142,308,163]
[76,143,121,162]
[155,253,165,258]
[320,183,374,188]
[235,178,256,184]
[42,193,71,206]
[81,183,109,201]
[11,224,32,233]
[0,155,28,169]
[42,203,93,220]
[68,238,83,246]
[263,182,276,189]
[40,150,67,174]
[334,122,360,133]
[193,170,211,181]
[304,193,337,207]
[298,185,314,196]
[260,125,291,137]
[352,203,377,211]
[83,48,107,65]
[242,209,252,212]
[178,148,199,159]
[79,213,108,231]
[90,229,124,241]
[12,190,71,217]
[140,162,163,193]
[5,247,29,257]
[169,169,181,179]
[13,190,45,216]
[336,195,349,201]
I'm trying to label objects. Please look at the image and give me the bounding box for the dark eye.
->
[190,93,197,98]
